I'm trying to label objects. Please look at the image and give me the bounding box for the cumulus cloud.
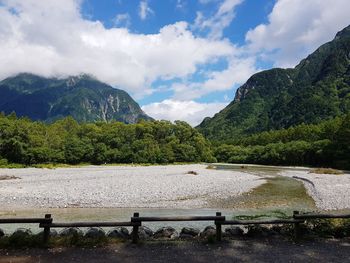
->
[172,56,257,100]
[0,0,235,98]
[138,0,153,20]
[246,0,350,67]
[1,0,349,125]
[195,0,243,39]
[142,99,228,126]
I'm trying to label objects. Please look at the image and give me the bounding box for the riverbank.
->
[0,164,263,209]
[1,164,349,212]
[281,170,350,210]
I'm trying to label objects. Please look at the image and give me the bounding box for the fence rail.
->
[131,216,225,222]
[1,211,350,245]
[40,222,137,228]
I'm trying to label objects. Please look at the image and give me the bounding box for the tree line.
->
[0,112,349,169]
[214,114,350,169]
[0,113,215,165]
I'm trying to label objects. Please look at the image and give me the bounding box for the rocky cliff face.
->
[0,73,152,123]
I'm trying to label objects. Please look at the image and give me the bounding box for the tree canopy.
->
[213,114,350,169]
[0,114,215,165]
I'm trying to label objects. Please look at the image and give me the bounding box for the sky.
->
[0,0,349,125]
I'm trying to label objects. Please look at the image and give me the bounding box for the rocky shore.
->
[281,170,350,210]
[1,164,349,211]
[0,165,263,209]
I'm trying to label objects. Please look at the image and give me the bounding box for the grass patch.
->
[0,162,202,169]
[0,163,26,169]
[32,163,90,169]
[310,168,344,175]
[233,210,289,220]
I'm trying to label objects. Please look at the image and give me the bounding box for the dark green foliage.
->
[305,219,350,238]
[0,230,43,248]
[213,114,350,169]
[233,210,289,220]
[198,25,350,140]
[0,114,215,165]
[0,73,152,123]
[329,114,350,168]
[205,27,350,169]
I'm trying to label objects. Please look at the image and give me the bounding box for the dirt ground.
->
[1,237,350,263]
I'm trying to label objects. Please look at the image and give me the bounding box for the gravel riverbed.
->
[0,165,264,209]
[281,170,350,210]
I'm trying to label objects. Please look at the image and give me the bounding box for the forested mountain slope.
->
[0,73,152,123]
[198,25,350,140]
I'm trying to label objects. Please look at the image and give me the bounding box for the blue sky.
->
[0,0,349,125]
[81,0,275,105]
[81,0,273,41]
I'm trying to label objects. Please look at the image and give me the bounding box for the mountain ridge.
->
[198,25,350,140]
[0,73,152,123]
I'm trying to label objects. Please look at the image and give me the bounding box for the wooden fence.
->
[1,211,350,244]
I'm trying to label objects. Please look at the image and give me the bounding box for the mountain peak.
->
[0,73,152,123]
[65,73,97,87]
[198,25,350,140]
[335,24,350,39]
[2,72,45,83]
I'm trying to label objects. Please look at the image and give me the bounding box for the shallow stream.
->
[212,164,316,213]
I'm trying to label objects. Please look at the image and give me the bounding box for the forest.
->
[0,112,349,169]
[214,114,350,169]
[0,113,215,166]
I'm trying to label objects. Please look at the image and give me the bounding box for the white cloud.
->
[172,56,257,100]
[138,0,153,20]
[1,0,349,125]
[142,99,228,126]
[194,0,243,39]
[113,13,131,28]
[0,0,235,98]
[246,0,350,67]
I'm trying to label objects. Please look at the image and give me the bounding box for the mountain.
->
[0,73,152,123]
[198,25,350,140]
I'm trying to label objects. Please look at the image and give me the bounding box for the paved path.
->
[1,237,350,263]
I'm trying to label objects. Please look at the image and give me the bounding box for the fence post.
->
[215,212,222,242]
[43,214,52,246]
[132,212,140,244]
[293,211,301,240]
